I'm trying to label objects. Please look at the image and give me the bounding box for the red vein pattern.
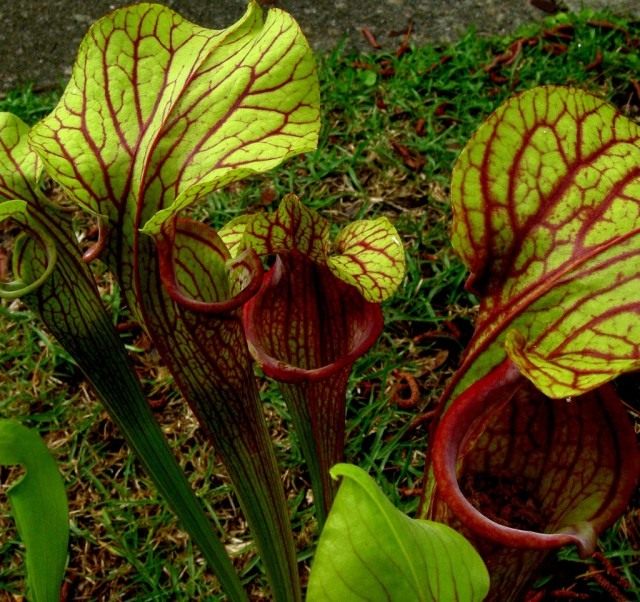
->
[242,194,405,302]
[29,2,319,234]
[244,253,383,383]
[240,196,396,517]
[328,217,405,303]
[239,194,401,521]
[243,251,383,523]
[246,193,330,262]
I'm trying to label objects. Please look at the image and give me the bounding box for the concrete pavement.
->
[1,0,638,93]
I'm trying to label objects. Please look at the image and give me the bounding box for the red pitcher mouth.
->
[243,252,384,384]
[156,216,263,314]
[432,358,640,556]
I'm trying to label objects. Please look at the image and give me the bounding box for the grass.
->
[1,6,640,601]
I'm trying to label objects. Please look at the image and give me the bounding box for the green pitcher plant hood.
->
[0,114,247,600]
[0,112,43,199]
[28,0,319,244]
[226,194,405,524]
[421,86,640,601]
[28,4,320,600]
[223,193,405,302]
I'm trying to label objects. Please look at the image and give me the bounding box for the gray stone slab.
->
[1,0,639,93]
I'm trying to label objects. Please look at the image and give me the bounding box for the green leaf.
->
[163,217,231,302]
[0,115,59,298]
[218,214,255,258]
[0,420,69,602]
[447,86,640,400]
[307,464,489,602]
[327,217,405,302]
[359,69,377,87]
[29,1,320,235]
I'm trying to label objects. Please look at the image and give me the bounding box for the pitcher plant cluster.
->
[0,2,638,602]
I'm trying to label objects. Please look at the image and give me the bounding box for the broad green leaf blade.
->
[245,193,330,261]
[0,419,68,602]
[451,87,638,287]
[307,464,489,602]
[29,1,320,235]
[327,217,405,302]
[0,113,42,202]
[447,86,640,400]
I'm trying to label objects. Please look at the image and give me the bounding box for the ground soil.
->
[1,0,639,93]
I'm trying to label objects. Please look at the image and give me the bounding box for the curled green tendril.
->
[0,201,58,299]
